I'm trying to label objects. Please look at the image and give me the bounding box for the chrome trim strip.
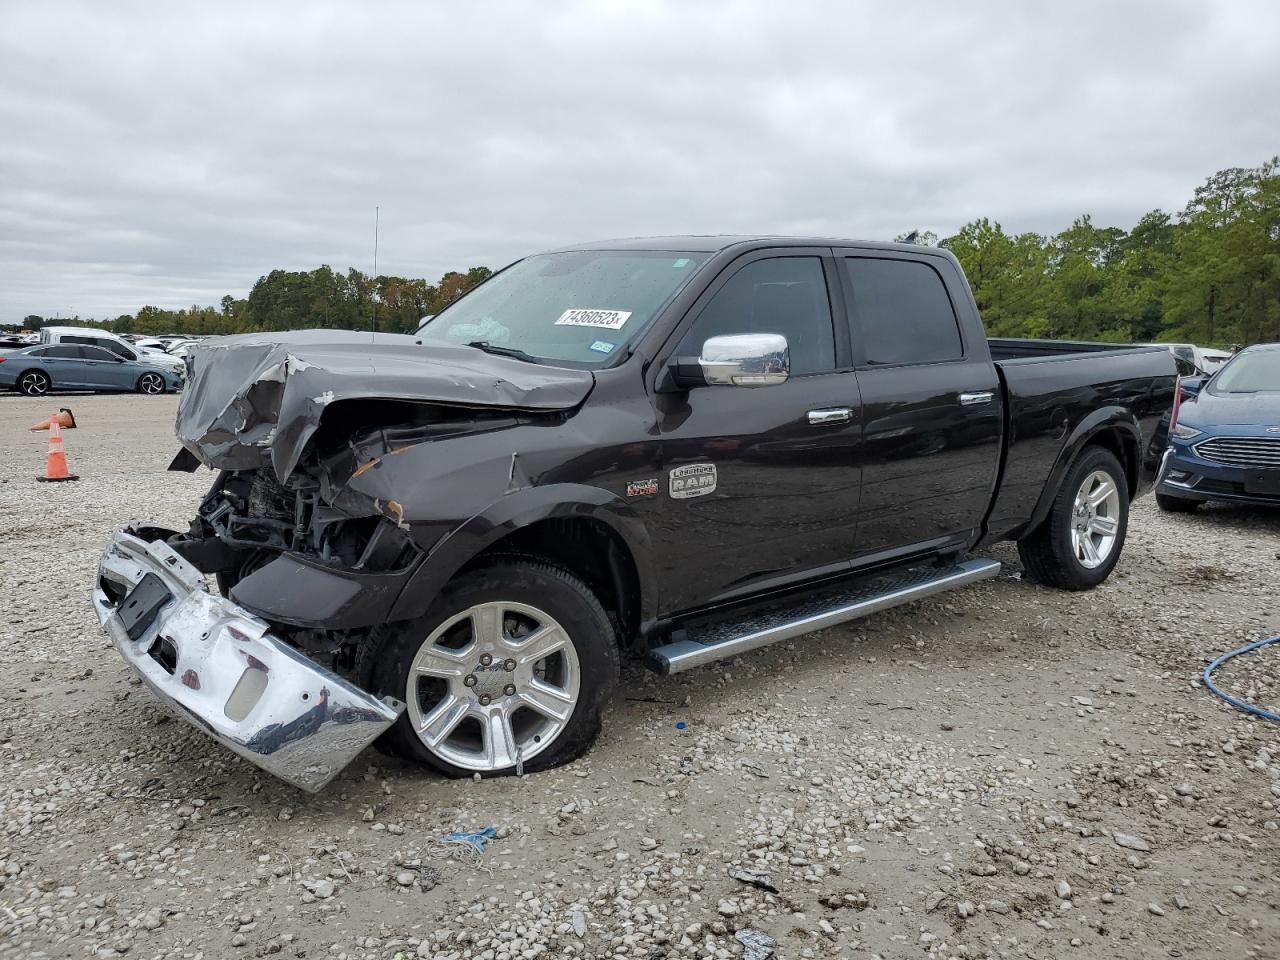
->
[1193,435,1280,467]
[651,558,1001,674]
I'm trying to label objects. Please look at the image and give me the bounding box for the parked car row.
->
[0,343,184,395]
[0,325,188,395]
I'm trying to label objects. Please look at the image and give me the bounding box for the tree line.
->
[14,265,494,338]
[911,156,1279,347]
[13,157,1279,348]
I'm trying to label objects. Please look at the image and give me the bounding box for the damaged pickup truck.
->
[95,236,1177,791]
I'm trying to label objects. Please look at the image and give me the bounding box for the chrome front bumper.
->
[94,526,404,792]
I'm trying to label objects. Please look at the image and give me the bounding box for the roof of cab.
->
[541,235,942,256]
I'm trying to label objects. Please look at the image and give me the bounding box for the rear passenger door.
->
[38,345,91,388]
[835,250,1002,560]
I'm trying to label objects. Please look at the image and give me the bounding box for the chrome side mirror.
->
[698,333,789,387]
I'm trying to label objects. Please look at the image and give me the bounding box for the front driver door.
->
[647,250,863,614]
[73,345,127,389]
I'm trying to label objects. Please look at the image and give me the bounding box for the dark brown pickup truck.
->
[94,236,1177,790]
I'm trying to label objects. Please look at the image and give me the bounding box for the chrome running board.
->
[649,558,1001,675]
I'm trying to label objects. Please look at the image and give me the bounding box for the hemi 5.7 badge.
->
[669,463,717,499]
[626,478,659,498]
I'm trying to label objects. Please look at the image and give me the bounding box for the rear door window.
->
[43,345,81,359]
[843,258,963,365]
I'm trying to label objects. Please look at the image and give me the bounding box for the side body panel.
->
[983,347,1176,543]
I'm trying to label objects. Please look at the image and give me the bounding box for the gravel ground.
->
[2,392,1279,960]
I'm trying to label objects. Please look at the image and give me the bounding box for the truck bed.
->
[982,338,1176,544]
[988,337,1167,363]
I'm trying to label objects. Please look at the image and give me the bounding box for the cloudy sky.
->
[2,1,1277,321]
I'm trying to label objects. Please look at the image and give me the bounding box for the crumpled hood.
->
[175,329,594,480]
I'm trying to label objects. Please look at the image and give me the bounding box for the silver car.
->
[0,344,184,395]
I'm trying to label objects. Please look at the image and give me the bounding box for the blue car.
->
[0,344,184,396]
[1156,342,1280,512]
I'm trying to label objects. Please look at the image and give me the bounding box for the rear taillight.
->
[0,356,7,363]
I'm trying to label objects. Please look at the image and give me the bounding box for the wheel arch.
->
[1025,408,1140,536]
[388,484,657,646]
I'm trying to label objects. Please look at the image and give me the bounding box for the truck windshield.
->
[1212,349,1280,394]
[423,249,711,366]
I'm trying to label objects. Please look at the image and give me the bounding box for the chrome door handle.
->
[959,391,995,406]
[808,407,852,425]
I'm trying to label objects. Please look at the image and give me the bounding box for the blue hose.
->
[1203,635,1280,722]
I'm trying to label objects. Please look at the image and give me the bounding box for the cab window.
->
[844,258,963,365]
[676,257,836,375]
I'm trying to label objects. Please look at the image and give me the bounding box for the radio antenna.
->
[371,205,380,339]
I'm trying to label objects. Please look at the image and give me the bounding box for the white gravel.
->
[2,393,1279,959]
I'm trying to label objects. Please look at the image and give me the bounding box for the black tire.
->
[18,369,51,396]
[1017,446,1130,591]
[1156,492,1200,513]
[361,558,618,778]
[136,372,166,394]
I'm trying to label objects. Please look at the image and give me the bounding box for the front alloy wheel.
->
[364,559,618,778]
[407,601,581,771]
[137,372,166,394]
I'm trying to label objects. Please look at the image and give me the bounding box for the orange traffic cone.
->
[36,411,79,482]
[29,408,76,432]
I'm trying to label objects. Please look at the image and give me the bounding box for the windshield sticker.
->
[672,258,691,268]
[669,463,717,500]
[588,340,616,355]
[555,308,632,330]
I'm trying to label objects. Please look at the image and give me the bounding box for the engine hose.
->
[1202,635,1280,722]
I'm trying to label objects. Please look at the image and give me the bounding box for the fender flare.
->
[1025,406,1142,536]
[387,483,657,624]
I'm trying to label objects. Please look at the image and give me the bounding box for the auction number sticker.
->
[669,463,717,500]
[555,308,632,330]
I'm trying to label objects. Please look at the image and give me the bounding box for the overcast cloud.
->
[1,0,1277,320]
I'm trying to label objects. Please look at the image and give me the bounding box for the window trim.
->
[652,248,851,382]
[836,251,968,370]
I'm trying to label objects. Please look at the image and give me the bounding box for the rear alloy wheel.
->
[364,559,618,778]
[18,370,51,396]
[1018,446,1130,590]
[136,372,166,394]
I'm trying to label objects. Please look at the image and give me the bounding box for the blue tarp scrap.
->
[446,827,498,854]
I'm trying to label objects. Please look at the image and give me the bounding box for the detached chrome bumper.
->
[94,526,404,792]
